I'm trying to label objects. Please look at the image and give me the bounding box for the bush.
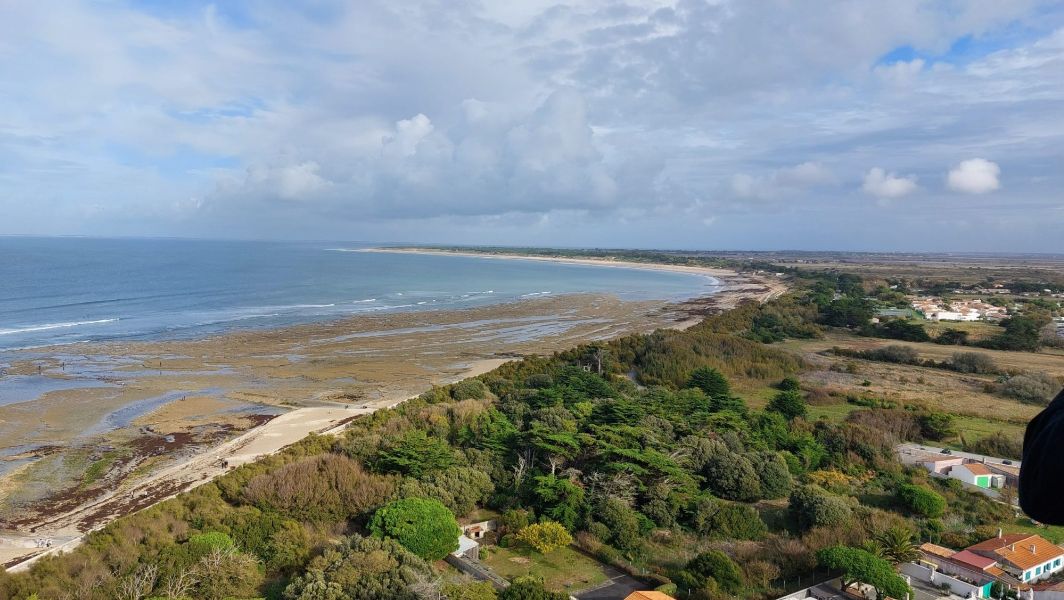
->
[964,431,1023,460]
[866,345,919,364]
[369,497,461,560]
[949,352,998,374]
[683,550,744,594]
[918,412,956,441]
[284,534,433,599]
[242,454,396,522]
[687,367,731,399]
[498,577,567,600]
[789,485,852,530]
[516,521,573,554]
[452,379,490,400]
[896,484,946,518]
[935,328,969,345]
[1002,372,1060,405]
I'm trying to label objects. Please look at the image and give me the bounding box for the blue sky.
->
[1,1,1063,251]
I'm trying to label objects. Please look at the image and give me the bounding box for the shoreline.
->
[357,246,739,280]
[0,257,787,569]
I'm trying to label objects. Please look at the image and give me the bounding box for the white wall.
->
[901,562,984,598]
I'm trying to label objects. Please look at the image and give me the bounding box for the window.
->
[1025,571,1031,581]
[1056,558,1062,568]
[1037,566,1042,575]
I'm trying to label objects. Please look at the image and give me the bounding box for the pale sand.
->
[358,247,738,279]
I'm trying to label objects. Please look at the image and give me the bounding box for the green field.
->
[480,545,609,594]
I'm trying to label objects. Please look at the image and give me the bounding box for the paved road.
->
[573,564,645,600]
[896,442,1020,468]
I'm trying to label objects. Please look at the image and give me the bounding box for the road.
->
[896,443,1020,469]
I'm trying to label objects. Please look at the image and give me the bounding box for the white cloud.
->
[863,167,918,198]
[947,158,1001,194]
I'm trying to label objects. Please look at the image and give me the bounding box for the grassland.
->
[761,329,1063,445]
[480,545,609,594]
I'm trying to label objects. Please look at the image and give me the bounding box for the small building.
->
[951,463,999,488]
[922,456,966,474]
[452,534,480,561]
[462,519,497,541]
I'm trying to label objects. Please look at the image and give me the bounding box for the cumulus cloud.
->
[863,167,918,199]
[0,2,1061,249]
[947,158,1001,194]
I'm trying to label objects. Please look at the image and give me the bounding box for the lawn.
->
[480,545,609,594]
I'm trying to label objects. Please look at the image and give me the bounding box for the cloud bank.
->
[0,1,1062,251]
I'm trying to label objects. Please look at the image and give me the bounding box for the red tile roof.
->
[968,535,1064,571]
[950,550,997,570]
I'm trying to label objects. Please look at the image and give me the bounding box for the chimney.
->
[998,528,1003,538]
[1030,544,1036,553]
[1010,544,1015,552]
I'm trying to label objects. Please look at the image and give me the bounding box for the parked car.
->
[941,449,952,454]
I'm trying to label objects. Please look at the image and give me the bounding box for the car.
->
[1003,460,1013,465]
[941,449,952,454]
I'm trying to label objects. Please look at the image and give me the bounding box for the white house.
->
[968,534,1064,584]
[950,463,1000,489]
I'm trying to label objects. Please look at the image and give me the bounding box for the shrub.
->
[964,431,1023,460]
[683,550,744,594]
[242,454,396,522]
[369,497,461,560]
[866,345,919,364]
[949,352,998,374]
[1002,372,1060,405]
[452,379,490,400]
[896,484,946,518]
[516,521,573,554]
[789,485,852,530]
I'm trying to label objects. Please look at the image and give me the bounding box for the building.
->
[462,519,497,541]
[452,534,480,561]
[625,593,677,600]
[951,463,1003,489]
[968,534,1064,584]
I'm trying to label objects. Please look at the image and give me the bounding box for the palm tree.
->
[874,526,920,565]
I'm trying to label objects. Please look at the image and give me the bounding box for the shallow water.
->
[0,238,717,351]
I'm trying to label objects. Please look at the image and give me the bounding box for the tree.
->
[498,577,567,600]
[516,521,572,554]
[917,412,956,441]
[749,452,792,499]
[690,499,767,540]
[194,548,263,600]
[789,485,852,530]
[531,475,585,531]
[873,526,920,565]
[243,454,396,522]
[935,328,969,345]
[778,376,801,391]
[284,535,434,600]
[683,550,744,594]
[822,297,874,328]
[896,484,946,518]
[703,442,761,502]
[687,367,731,399]
[766,389,807,421]
[376,430,456,477]
[370,498,461,561]
[399,466,494,517]
[817,545,910,600]
[598,498,641,551]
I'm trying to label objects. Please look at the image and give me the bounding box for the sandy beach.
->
[0,254,786,569]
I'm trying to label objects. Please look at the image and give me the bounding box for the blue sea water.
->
[0,238,716,351]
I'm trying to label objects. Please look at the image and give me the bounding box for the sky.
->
[1,1,1063,252]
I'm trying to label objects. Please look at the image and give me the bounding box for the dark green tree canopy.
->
[369,497,461,561]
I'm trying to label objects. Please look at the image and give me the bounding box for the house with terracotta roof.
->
[951,463,1000,488]
[624,592,676,600]
[968,534,1064,583]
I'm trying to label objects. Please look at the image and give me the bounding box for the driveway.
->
[573,564,646,600]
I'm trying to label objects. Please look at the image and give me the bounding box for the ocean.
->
[0,237,716,351]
